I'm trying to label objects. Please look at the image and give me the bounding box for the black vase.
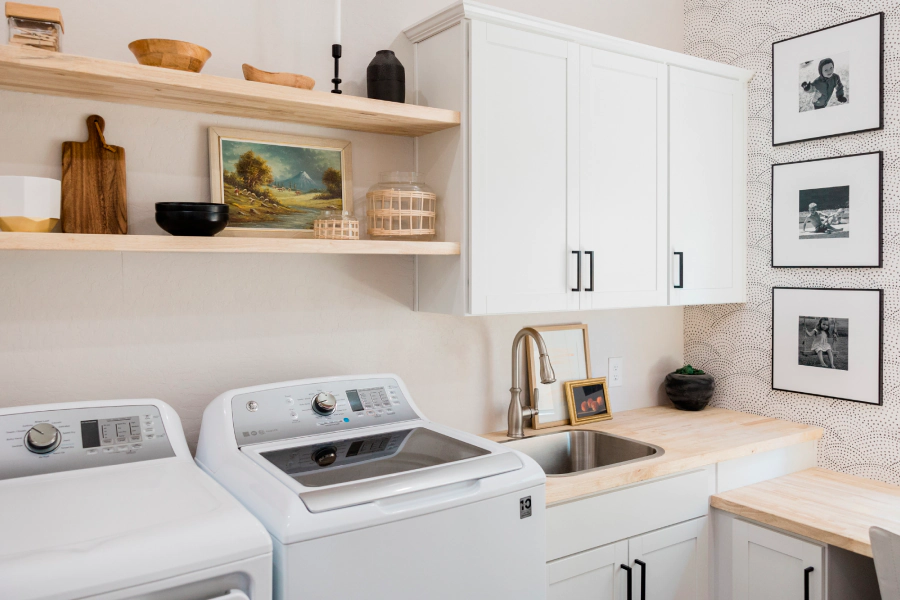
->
[367,50,405,103]
[664,373,715,411]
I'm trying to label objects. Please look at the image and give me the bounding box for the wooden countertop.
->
[711,467,900,557]
[482,406,824,505]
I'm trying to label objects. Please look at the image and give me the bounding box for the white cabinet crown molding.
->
[403,0,754,82]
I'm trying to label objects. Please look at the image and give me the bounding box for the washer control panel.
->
[0,405,175,481]
[231,377,419,446]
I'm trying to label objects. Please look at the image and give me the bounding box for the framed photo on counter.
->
[772,287,882,405]
[771,152,882,267]
[565,377,612,425]
[526,324,591,429]
[772,13,883,146]
[208,127,352,238]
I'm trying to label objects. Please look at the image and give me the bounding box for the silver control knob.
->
[24,423,61,454]
[311,392,337,415]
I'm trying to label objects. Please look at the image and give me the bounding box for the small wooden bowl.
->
[242,64,315,90]
[128,39,211,73]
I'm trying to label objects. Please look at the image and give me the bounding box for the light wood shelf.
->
[0,232,460,255]
[0,45,460,136]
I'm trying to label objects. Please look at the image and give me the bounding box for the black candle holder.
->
[331,44,342,94]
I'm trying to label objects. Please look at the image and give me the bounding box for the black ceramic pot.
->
[367,50,405,103]
[664,373,715,411]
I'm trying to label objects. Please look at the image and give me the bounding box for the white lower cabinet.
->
[548,540,628,599]
[732,519,824,600]
[548,517,709,600]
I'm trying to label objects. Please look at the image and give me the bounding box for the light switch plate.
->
[608,357,623,387]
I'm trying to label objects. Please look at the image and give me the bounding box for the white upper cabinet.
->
[469,22,580,315]
[669,66,747,306]
[579,48,668,310]
[406,3,751,316]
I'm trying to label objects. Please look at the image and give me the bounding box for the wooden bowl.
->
[128,39,211,73]
[242,64,315,90]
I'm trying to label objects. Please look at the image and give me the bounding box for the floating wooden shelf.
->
[0,232,460,255]
[0,45,460,136]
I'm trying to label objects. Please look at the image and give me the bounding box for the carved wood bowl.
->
[128,39,211,73]
[242,64,315,90]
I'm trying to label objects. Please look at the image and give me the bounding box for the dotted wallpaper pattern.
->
[683,0,900,484]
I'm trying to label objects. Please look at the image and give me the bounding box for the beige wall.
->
[0,0,684,449]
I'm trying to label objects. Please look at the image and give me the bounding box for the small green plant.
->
[674,365,705,375]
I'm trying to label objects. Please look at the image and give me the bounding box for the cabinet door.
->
[669,66,746,306]
[469,20,580,315]
[548,540,629,600]
[732,520,823,600]
[629,517,709,600]
[579,47,668,309]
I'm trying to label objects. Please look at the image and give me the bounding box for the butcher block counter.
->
[482,405,824,505]
[711,467,900,557]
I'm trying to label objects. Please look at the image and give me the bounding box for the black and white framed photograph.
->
[772,152,882,267]
[772,287,882,405]
[772,13,883,146]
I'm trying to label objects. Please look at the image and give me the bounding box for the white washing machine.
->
[0,399,273,600]
[195,374,546,599]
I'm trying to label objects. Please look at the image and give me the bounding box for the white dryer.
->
[0,399,272,600]
[195,374,546,599]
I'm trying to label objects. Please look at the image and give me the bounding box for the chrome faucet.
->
[508,327,556,438]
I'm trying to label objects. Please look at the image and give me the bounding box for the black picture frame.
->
[770,151,883,268]
[771,287,883,406]
[771,12,884,147]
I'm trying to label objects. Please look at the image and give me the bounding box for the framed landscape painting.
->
[772,287,882,405]
[208,127,352,238]
[771,152,882,267]
[772,13,883,146]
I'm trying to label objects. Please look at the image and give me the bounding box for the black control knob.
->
[313,446,338,467]
[311,392,337,415]
[24,423,61,454]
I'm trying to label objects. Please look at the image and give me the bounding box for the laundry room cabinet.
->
[731,519,824,600]
[548,517,709,599]
[406,2,751,315]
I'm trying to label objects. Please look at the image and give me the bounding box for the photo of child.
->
[798,185,849,240]
[798,316,848,370]
[798,53,849,112]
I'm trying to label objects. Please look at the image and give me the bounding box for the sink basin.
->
[501,430,663,476]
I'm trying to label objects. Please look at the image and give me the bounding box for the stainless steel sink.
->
[501,430,663,476]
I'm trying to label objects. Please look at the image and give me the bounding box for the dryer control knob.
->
[313,446,338,467]
[312,392,337,415]
[24,423,61,454]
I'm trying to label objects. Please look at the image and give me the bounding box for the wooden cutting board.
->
[61,115,127,234]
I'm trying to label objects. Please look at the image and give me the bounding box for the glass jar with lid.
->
[366,172,436,239]
[6,3,64,52]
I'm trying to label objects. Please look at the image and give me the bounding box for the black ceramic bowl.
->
[156,202,228,213]
[156,209,229,236]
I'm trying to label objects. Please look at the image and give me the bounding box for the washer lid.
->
[258,427,523,513]
[0,458,271,600]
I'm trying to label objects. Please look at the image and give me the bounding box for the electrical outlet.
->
[608,357,623,387]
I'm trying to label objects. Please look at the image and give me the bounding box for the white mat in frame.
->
[772,151,882,267]
[772,287,882,405]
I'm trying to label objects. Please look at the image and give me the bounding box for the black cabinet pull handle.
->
[805,566,814,600]
[673,251,684,289]
[572,250,582,292]
[585,250,595,292]
[634,559,646,600]
[621,564,632,600]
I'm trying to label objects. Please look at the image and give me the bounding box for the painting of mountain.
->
[214,133,349,233]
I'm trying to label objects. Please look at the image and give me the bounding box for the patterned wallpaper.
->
[683,0,900,484]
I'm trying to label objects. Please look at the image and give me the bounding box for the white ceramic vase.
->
[0,176,62,232]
